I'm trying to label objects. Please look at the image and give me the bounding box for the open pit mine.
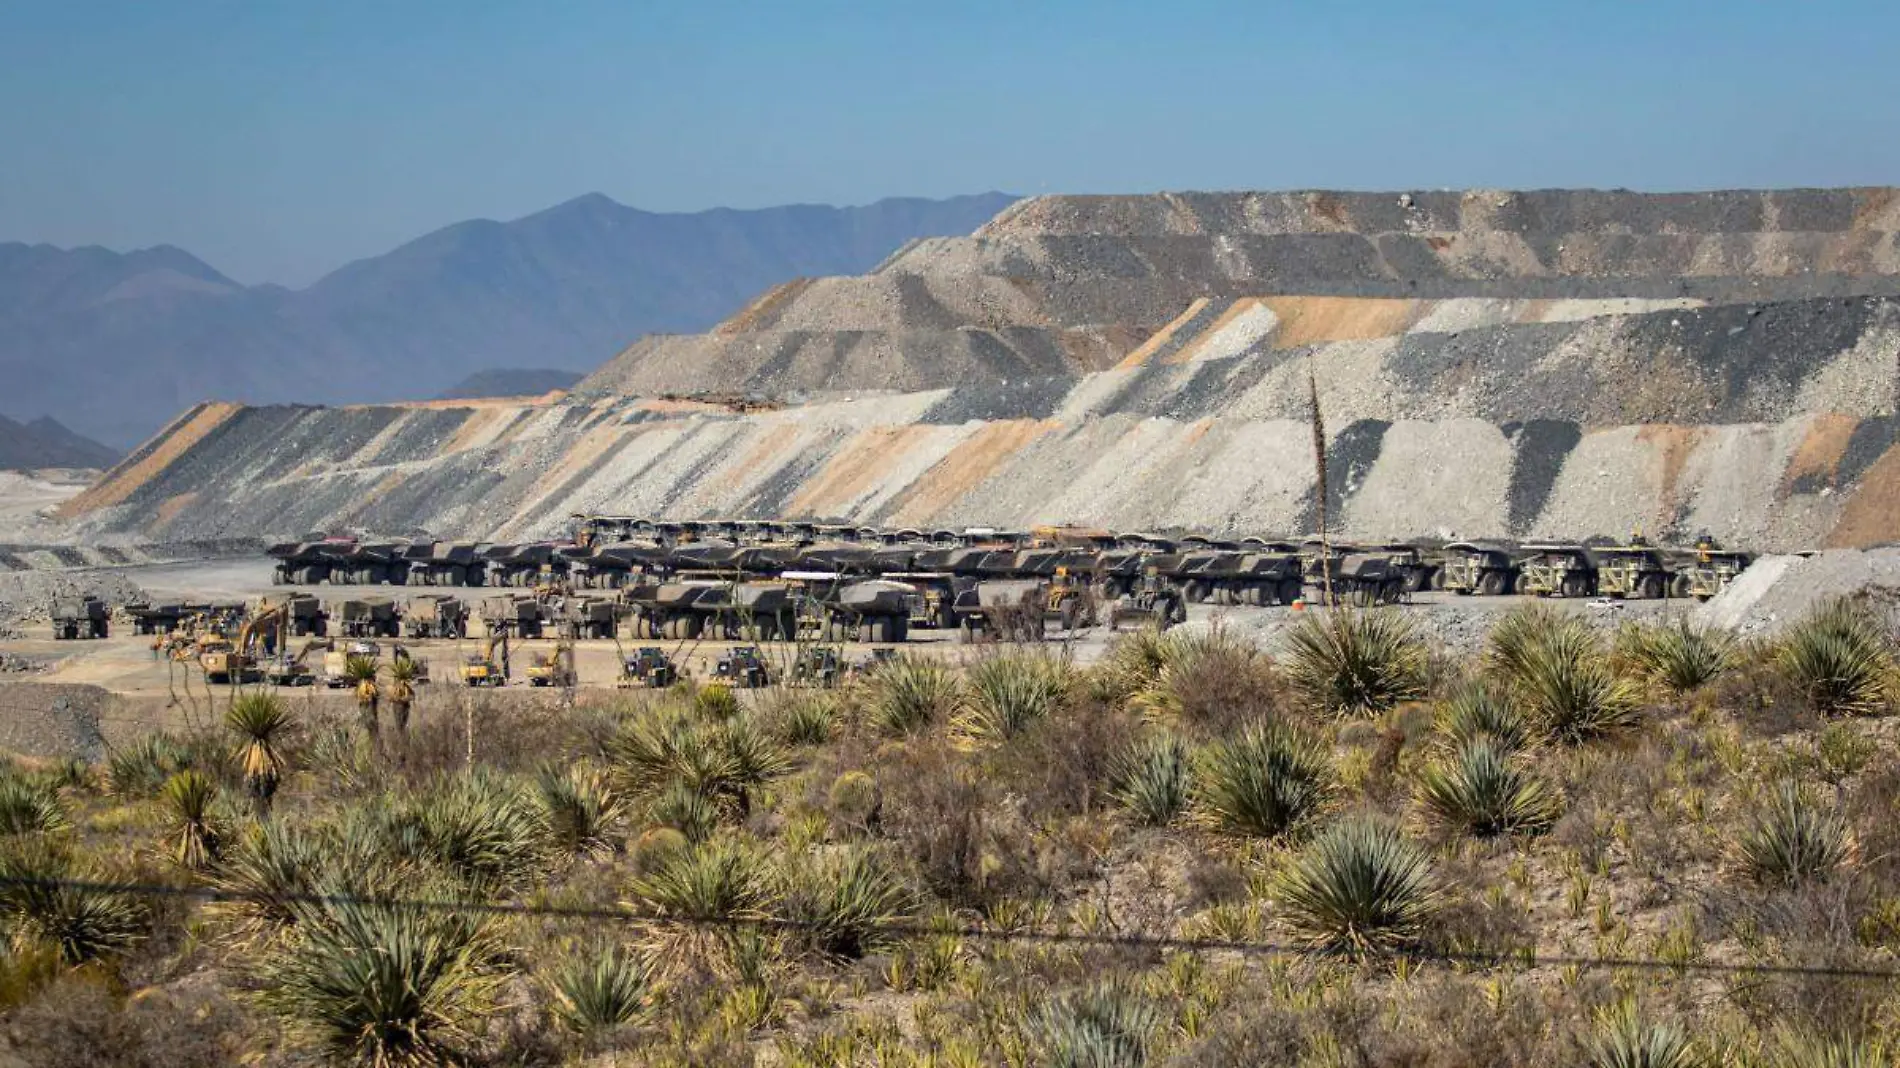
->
[56,188,1900,555]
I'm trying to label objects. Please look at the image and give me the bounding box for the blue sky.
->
[3,0,1896,286]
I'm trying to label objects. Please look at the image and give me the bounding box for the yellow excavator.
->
[264,637,328,687]
[525,637,577,688]
[201,602,288,684]
[461,625,512,687]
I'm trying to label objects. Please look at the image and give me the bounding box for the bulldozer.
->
[525,639,577,688]
[616,646,681,689]
[712,645,772,688]
[1108,566,1186,631]
[461,627,512,687]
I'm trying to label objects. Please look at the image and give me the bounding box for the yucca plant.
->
[1616,617,1734,696]
[343,654,381,742]
[1435,680,1532,754]
[1585,1000,1700,1068]
[261,900,504,1068]
[410,772,546,891]
[1194,721,1334,839]
[959,653,1068,743]
[1776,598,1893,717]
[0,840,147,965]
[546,943,654,1036]
[105,733,192,798]
[606,708,735,798]
[1489,608,1641,744]
[1090,626,1173,705]
[0,776,68,837]
[534,764,626,860]
[648,782,722,843]
[1026,983,1164,1068]
[865,656,962,734]
[226,691,292,819]
[1415,739,1561,837]
[1110,733,1190,827]
[773,692,839,746]
[386,654,420,744]
[1282,609,1429,718]
[1273,816,1439,957]
[1770,1027,1888,1068]
[718,715,794,817]
[210,820,325,945]
[628,835,774,926]
[693,683,744,721]
[778,846,914,961]
[1737,781,1850,886]
[159,769,222,870]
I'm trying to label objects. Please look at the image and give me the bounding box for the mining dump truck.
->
[617,647,680,689]
[1108,568,1186,631]
[553,597,619,640]
[1517,544,1597,598]
[624,582,722,640]
[480,595,546,640]
[402,542,483,587]
[333,597,401,638]
[404,594,468,639]
[283,594,328,637]
[1678,536,1754,601]
[126,602,191,636]
[50,596,109,640]
[1439,542,1520,596]
[954,579,1048,643]
[1594,538,1674,600]
[821,580,913,643]
[1320,554,1407,606]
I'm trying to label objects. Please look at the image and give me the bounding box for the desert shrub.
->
[880,739,1035,909]
[1617,617,1735,696]
[0,775,68,837]
[777,846,914,960]
[545,943,655,1036]
[1434,679,1532,754]
[1089,627,1173,705]
[0,840,146,965]
[1111,733,1190,827]
[359,772,545,892]
[771,692,840,746]
[1737,781,1850,886]
[988,695,1139,818]
[630,826,690,875]
[210,820,333,945]
[158,770,222,870]
[260,901,504,1068]
[629,835,774,926]
[1585,1001,1700,1068]
[1194,721,1334,839]
[648,781,722,842]
[1131,625,1283,734]
[534,764,626,860]
[1776,599,1893,718]
[959,652,1069,743]
[1488,606,1641,744]
[4,973,253,1068]
[826,770,881,832]
[604,707,789,821]
[865,656,962,734]
[1273,816,1439,956]
[105,733,195,799]
[1026,983,1164,1068]
[1282,609,1429,719]
[1415,739,1561,838]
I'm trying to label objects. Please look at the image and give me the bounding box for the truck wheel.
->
[1379,581,1402,605]
[1638,574,1665,600]
[1671,574,1692,599]
[1478,571,1505,596]
[1561,575,1587,598]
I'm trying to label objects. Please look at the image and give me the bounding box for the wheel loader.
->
[712,645,772,688]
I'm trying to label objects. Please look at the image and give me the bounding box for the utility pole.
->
[1308,371,1333,607]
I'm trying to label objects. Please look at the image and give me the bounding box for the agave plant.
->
[1273,816,1440,957]
[1585,1000,1700,1068]
[1282,609,1429,719]
[534,764,626,860]
[647,781,722,843]
[1435,679,1532,754]
[1770,1027,1888,1068]
[777,846,914,960]
[1193,721,1334,839]
[1110,733,1190,827]
[159,770,222,870]
[105,733,192,799]
[958,652,1068,743]
[1026,983,1164,1068]
[0,840,147,965]
[546,943,655,1035]
[1737,781,1850,886]
[386,654,420,744]
[261,900,504,1068]
[410,772,546,891]
[1488,607,1641,744]
[1776,599,1893,717]
[1616,617,1734,696]
[226,691,293,819]
[343,654,381,742]
[629,835,774,941]
[1415,739,1561,838]
[865,656,962,734]
[0,776,68,837]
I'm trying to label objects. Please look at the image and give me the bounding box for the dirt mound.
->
[0,682,110,761]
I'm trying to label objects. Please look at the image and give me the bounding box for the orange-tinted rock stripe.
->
[57,402,241,516]
[1165,298,1260,364]
[1258,296,1424,348]
[1783,413,1860,493]
[1827,443,1900,547]
[785,424,942,517]
[882,420,1057,526]
[1116,299,1210,369]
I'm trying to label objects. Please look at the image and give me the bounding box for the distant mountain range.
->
[0,414,116,471]
[0,192,1016,448]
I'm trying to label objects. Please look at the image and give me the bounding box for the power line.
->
[2,873,1896,981]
